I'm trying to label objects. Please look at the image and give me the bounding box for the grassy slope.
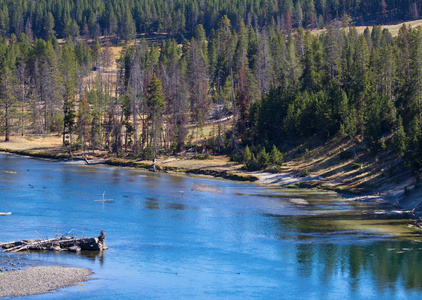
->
[311,19,422,36]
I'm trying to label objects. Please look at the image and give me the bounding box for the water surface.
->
[1,154,422,299]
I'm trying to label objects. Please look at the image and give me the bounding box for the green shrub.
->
[270,145,283,165]
[141,144,153,160]
[257,147,270,168]
[351,162,361,170]
[194,152,211,160]
[304,148,310,160]
[244,154,259,171]
[301,169,310,177]
[230,152,239,162]
[242,145,252,164]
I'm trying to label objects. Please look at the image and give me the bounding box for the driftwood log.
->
[0,230,108,253]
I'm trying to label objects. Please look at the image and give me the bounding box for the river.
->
[1,153,422,299]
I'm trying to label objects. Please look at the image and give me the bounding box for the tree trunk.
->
[5,103,9,142]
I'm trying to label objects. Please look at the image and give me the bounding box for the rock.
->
[68,246,81,252]
[46,245,61,251]
[79,238,102,250]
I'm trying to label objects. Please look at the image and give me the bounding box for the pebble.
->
[0,266,93,297]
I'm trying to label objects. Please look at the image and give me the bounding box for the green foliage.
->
[63,82,76,137]
[241,145,283,170]
[194,152,211,160]
[242,145,252,164]
[351,163,362,170]
[392,117,407,157]
[147,73,165,154]
[301,170,310,177]
[269,145,283,165]
[0,0,418,42]
[141,144,154,160]
[257,147,270,168]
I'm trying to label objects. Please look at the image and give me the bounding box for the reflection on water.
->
[145,197,159,210]
[292,240,422,296]
[78,250,105,264]
[1,153,422,299]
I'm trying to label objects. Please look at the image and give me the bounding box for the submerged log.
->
[0,231,108,253]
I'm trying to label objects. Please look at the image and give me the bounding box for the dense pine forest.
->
[1,0,422,40]
[0,0,421,183]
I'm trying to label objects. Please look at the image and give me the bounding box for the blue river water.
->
[1,153,422,299]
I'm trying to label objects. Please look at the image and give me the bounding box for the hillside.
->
[1,10,422,214]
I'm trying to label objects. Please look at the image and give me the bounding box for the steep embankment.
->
[260,136,421,211]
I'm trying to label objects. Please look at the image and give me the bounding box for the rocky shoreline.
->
[0,266,93,297]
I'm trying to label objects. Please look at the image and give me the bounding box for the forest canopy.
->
[0,0,422,40]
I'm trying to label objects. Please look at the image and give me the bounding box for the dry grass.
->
[276,136,407,194]
[0,135,63,151]
[0,134,244,175]
[311,18,422,36]
[357,19,422,36]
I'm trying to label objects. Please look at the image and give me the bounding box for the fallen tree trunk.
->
[0,231,108,253]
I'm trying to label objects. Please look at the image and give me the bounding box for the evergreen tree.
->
[392,116,407,157]
[243,145,252,164]
[0,67,18,141]
[77,91,90,150]
[63,81,76,146]
[270,145,283,165]
[43,12,55,39]
[147,73,165,155]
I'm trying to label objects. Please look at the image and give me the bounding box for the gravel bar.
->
[0,266,93,298]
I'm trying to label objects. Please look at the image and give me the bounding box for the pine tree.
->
[108,7,118,37]
[284,35,301,89]
[243,145,252,164]
[270,145,283,165]
[0,67,18,141]
[63,81,76,146]
[122,4,136,41]
[147,73,165,155]
[392,116,407,157]
[77,91,90,150]
[43,12,55,39]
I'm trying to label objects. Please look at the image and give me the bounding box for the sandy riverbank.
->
[0,266,93,297]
